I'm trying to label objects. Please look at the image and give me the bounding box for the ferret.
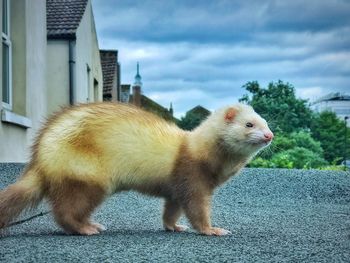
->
[0,102,273,236]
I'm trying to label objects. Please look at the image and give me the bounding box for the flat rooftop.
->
[1,164,349,262]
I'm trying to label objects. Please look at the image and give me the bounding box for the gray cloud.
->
[94,0,350,42]
[92,0,350,117]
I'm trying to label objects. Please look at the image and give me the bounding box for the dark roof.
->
[128,94,177,122]
[100,50,118,98]
[141,95,178,122]
[187,105,211,116]
[313,92,350,104]
[47,0,88,39]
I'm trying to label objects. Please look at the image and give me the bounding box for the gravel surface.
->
[0,163,349,262]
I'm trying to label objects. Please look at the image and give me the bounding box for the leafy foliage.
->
[250,155,294,169]
[289,131,324,156]
[239,80,314,133]
[251,132,328,169]
[273,147,328,169]
[240,80,348,169]
[177,108,210,131]
[268,131,323,156]
[311,111,350,164]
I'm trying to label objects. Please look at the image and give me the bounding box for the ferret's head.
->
[214,104,273,156]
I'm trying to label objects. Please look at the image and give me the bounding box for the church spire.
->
[134,62,142,86]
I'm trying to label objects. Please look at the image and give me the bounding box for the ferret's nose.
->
[263,131,274,142]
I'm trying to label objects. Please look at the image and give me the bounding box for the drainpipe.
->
[68,40,76,105]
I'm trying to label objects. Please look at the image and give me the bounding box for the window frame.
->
[2,0,12,110]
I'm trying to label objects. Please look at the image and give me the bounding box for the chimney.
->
[169,102,173,116]
[132,85,141,107]
[120,84,131,103]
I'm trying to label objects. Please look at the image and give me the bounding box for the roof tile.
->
[100,50,118,97]
[47,0,88,39]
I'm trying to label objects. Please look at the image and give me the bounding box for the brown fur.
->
[47,178,106,235]
[0,185,33,228]
[0,168,44,229]
[163,139,241,235]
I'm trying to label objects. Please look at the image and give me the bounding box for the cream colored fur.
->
[36,103,271,192]
[37,103,186,194]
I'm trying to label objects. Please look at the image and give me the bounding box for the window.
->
[2,0,11,109]
[335,108,350,115]
[86,64,91,102]
[93,79,99,102]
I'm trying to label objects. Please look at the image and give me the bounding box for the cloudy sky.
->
[92,0,350,118]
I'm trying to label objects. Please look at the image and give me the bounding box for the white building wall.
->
[0,0,102,163]
[46,41,70,115]
[25,0,48,148]
[75,0,103,103]
[46,0,102,113]
[312,100,350,127]
[0,0,47,162]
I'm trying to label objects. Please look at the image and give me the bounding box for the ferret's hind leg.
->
[48,178,106,235]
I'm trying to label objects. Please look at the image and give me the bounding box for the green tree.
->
[252,131,327,169]
[311,111,350,164]
[290,131,324,156]
[177,106,210,131]
[269,152,294,169]
[272,147,328,169]
[177,112,204,131]
[239,80,314,133]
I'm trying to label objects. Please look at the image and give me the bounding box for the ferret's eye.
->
[245,122,254,128]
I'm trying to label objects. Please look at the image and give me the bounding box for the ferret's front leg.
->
[163,199,188,232]
[182,194,231,236]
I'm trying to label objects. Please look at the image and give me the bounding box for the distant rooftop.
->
[127,94,177,122]
[47,0,88,39]
[187,105,211,116]
[313,92,350,104]
[100,50,118,98]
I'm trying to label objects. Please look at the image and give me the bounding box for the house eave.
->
[47,34,76,40]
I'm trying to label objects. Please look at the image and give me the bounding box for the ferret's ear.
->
[224,107,237,122]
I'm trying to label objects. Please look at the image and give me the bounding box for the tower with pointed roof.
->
[134,62,142,87]
[132,62,142,107]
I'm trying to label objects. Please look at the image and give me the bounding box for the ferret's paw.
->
[91,222,106,232]
[78,225,100,236]
[164,224,189,232]
[174,224,189,232]
[201,227,231,236]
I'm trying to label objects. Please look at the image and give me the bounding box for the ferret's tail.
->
[0,168,44,229]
